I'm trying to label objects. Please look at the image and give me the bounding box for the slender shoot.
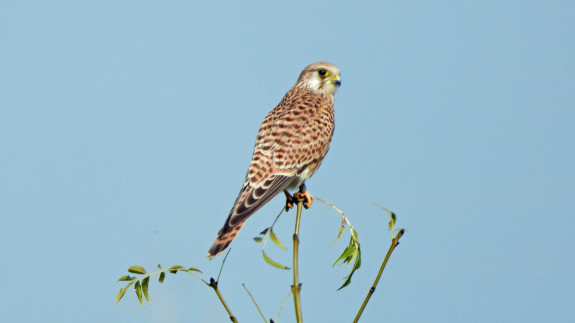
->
[276,290,293,323]
[353,229,404,323]
[210,278,238,323]
[292,198,304,323]
[242,284,267,323]
[217,249,232,282]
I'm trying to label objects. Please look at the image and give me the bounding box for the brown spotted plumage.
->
[207,62,341,258]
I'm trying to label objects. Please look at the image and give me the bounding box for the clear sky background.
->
[1,1,574,322]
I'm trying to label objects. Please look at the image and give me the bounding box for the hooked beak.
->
[332,74,341,87]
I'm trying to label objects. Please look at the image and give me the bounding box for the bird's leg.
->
[293,183,313,209]
[284,190,296,211]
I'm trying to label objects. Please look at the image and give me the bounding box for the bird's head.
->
[295,62,341,95]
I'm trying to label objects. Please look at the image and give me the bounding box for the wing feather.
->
[226,175,296,228]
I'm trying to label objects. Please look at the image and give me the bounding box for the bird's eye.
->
[318,69,329,77]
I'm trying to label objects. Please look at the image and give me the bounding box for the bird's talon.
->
[293,191,313,209]
[284,190,296,212]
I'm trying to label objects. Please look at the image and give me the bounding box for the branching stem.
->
[353,229,404,323]
[210,278,238,323]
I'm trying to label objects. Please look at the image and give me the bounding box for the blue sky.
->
[1,1,574,322]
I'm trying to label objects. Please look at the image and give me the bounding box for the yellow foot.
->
[284,190,295,211]
[293,191,313,209]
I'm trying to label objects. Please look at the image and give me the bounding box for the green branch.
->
[242,284,268,323]
[116,257,239,322]
[210,278,238,323]
[292,198,304,323]
[353,229,404,323]
[116,265,205,307]
[316,196,362,290]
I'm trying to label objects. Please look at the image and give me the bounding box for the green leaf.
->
[269,228,286,249]
[355,246,362,270]
[337,244,362,290]
[141,276,151,304]
[159,272,166,283]
[333,245,355,267]
[253,237,263,243]
[116,288,126,306]
[262,250,290,270]
[350,227,359,243]
[135,281,144,307]
[169,265,184,273]
[116,281,135,306]
[331,220,346,245]
[157,264,162,270]
[260,227,270,235]
[117,275,135,282]
[375,204,396,235]
[128,266,147,275]
[389,211,396,231]
[187,267,201,272]
[337,274,353,290]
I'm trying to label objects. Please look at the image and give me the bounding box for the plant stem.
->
[242,284,267,323]
[353,229,404,323]
[292,199,304,323]
[210,278,238,323]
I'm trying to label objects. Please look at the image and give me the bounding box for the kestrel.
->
[207,62,341,258]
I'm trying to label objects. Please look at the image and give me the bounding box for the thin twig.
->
[210,278,238,323]
[314,196,345,217]
[242,284,267,323]
[217,249,232,282]
[276,290,293,323]
[292,199,304,323]
[353,229,405,323]
[261,208,286,251]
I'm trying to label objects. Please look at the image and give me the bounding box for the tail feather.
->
[207,221,245,259]
[207,175,296,259]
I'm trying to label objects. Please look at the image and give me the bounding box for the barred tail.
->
[207,221,246,259]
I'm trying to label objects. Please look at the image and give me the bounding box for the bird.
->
[207,62,341,259]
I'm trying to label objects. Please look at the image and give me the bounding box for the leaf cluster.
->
[331,215,361,290]
[254,226,290,270]
[116,264,202,307]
